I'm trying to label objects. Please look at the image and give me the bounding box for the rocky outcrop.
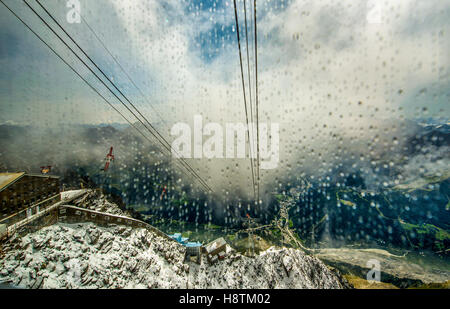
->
[0,190,347,289]
[0,223,187,289]
[316,248,450,288]
[68,190,131,217]
[188,247,345,289]
[0,222,346,289]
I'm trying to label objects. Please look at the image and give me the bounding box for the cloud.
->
[1,0,449,201]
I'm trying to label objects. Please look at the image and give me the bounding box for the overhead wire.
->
[30,0,213,193]
[2,0,212,193]
[78,12,170,133]
[233,0,257,201]
[253,0,261,203]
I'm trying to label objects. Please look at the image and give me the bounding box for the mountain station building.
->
[0,172,60,220]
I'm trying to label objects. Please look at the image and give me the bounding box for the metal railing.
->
[0,193,61,226]
[58,205,174,241]
[0,190,174,244]
[1,190,87,240]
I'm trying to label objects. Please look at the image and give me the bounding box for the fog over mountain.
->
[0,0,448,248]
[1,0,450,293]
[1,0,448,202]
[1,119,448,210]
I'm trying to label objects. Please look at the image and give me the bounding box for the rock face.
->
[316,248,450,287]
[0,190,347,289]
[0,222,346,289]
[67,190,131,217]
[0,223,188,289]
[189,247,346,289]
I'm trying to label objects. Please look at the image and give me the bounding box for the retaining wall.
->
[58,205,173,241]
[1,190,174,244]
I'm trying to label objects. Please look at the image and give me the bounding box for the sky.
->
[0,0,449,197]
[0,0,448,126]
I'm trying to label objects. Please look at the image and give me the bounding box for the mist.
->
[1,0,449,214]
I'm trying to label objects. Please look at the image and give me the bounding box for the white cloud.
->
[1,0,449,199]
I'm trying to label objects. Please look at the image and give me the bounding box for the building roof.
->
[0,172,59,193]
[0,172,25,192]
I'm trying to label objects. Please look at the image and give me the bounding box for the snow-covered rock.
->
[61,190,88,202]
[188,247,345,289]
[0,223,187,289]
[68,190,131,217]
[0,222,346,289]
[0,190,347,289]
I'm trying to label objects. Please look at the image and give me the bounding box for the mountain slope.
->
[0,192,347,289]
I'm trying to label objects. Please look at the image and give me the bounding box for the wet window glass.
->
[0,0,448,290]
